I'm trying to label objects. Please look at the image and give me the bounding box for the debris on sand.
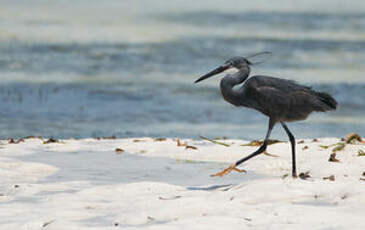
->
[95,136,117,140]
[147,216,155,222]
[154,138,167,142]
[332,142,345,152]
[43,138,59,144]
[329,153,340,162]
[185,145,198,150]
[281,173,289,179]
[177,139,187,147]
[102,136,117,140]
[42,219,56,228]
[133,139,147,143]
[241,139,283,147]
[299,171,311,180]
[345,133,362,144]
[319,144,335,149]
[200,136,230,147]
[323,175,335,181]
[115,148,124,154]
[358,149,365,156]
[8,138,24,144]
[320,141,347,153]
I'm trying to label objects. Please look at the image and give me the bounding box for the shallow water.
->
[0,0,364,139]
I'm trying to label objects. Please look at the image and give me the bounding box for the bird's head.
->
[224,56,252,69]
[194,51,271,83]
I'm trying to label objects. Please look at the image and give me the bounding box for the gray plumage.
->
[195,54,337,177]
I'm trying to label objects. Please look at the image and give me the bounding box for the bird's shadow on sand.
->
[187,184,233,191]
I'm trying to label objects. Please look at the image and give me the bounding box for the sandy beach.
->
[1,1,365,229]
[0,136,364,229]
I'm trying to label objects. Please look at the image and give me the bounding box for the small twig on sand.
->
[177,139,187,147]
[241,139,283,147]
[199,136,230,147]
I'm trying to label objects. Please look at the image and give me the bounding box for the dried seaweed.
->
[323,175,335,181]
[115,148,124,154]
[133,139,147,142]
[319,142,346,152]
[43,138,59,144]
[357,149,365,156]
[332,142,345,152]
[299,171,311,180]
[215,136,228,140]
[42,220,56,228]
[329,153,340,162]
[185,145,198,150]
[154,138,167,142]
[200,136,230,147]
[8,138,24,144]
[102,136,116,140]
[177,139,187,147]
[345,133,362,144]
[241,139,283,147]
[319,144,336,149]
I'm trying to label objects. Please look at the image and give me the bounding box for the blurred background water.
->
[0,0,364,140]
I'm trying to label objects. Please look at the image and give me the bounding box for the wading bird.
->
[195,52,337,178]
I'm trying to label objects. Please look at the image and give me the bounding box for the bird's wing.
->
[250,75,312,93]
[252,85,292,116]
[253,85,328,118]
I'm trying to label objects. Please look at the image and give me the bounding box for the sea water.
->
[0,0,364,139]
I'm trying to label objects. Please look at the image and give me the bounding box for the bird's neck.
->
[220,67,250,106]
[221,67,250,87]
[232,67,250,85]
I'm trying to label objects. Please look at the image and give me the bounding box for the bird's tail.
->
[315,92,337,111]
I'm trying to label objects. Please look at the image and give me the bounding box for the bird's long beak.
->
[194,64,230,83]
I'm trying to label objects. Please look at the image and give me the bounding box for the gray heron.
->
[195,52,337,178]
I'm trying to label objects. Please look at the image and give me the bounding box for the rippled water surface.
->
[0,0,364,139]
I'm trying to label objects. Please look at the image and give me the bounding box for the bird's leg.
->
[281,122,297,178]
[211,118,275,177]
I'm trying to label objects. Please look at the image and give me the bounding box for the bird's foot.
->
[292,172,298,178]
[210,163,246,177]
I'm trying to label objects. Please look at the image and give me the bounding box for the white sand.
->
[0,137,364,229]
